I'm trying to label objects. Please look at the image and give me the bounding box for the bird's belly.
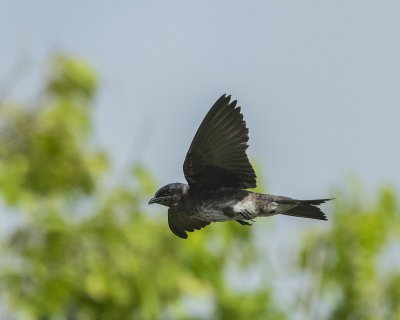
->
[197,208,232,222]
[197,199,258,222]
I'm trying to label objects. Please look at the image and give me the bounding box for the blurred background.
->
[0,1,399,319]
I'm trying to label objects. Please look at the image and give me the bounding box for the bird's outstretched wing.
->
[183,94,257,190]
[168,208,210,239]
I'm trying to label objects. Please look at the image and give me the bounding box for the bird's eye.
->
[156,189,172,198]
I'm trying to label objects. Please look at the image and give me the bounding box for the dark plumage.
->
[149,94,332,239]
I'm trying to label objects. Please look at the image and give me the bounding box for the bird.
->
[148,94,331,239]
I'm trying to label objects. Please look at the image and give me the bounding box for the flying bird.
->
[149,94,331,239]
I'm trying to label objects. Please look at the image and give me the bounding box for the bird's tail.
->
[276,198,332,221]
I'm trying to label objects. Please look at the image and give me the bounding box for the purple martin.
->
[149,94,331,239]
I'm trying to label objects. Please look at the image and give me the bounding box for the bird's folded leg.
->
[236,219,253,226]
[240,210,255,222]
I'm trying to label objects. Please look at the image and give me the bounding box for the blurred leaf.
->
[47,55,97,99]
[298,186,400,320]
[0,56,103,203]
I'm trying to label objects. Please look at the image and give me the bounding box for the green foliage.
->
[299,185,400,320]
[47,56,97,99]
[0,56,105,204]
[1,176,283,319]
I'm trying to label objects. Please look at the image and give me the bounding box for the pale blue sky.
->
[1,0,399,199]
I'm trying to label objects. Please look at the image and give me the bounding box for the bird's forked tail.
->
[277,198,332,221]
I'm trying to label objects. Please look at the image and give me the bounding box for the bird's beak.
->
[148,197,159,205]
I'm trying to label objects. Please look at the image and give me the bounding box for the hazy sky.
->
[1,0,399,199]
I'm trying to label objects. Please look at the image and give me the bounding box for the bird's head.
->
[148,183,187,207]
